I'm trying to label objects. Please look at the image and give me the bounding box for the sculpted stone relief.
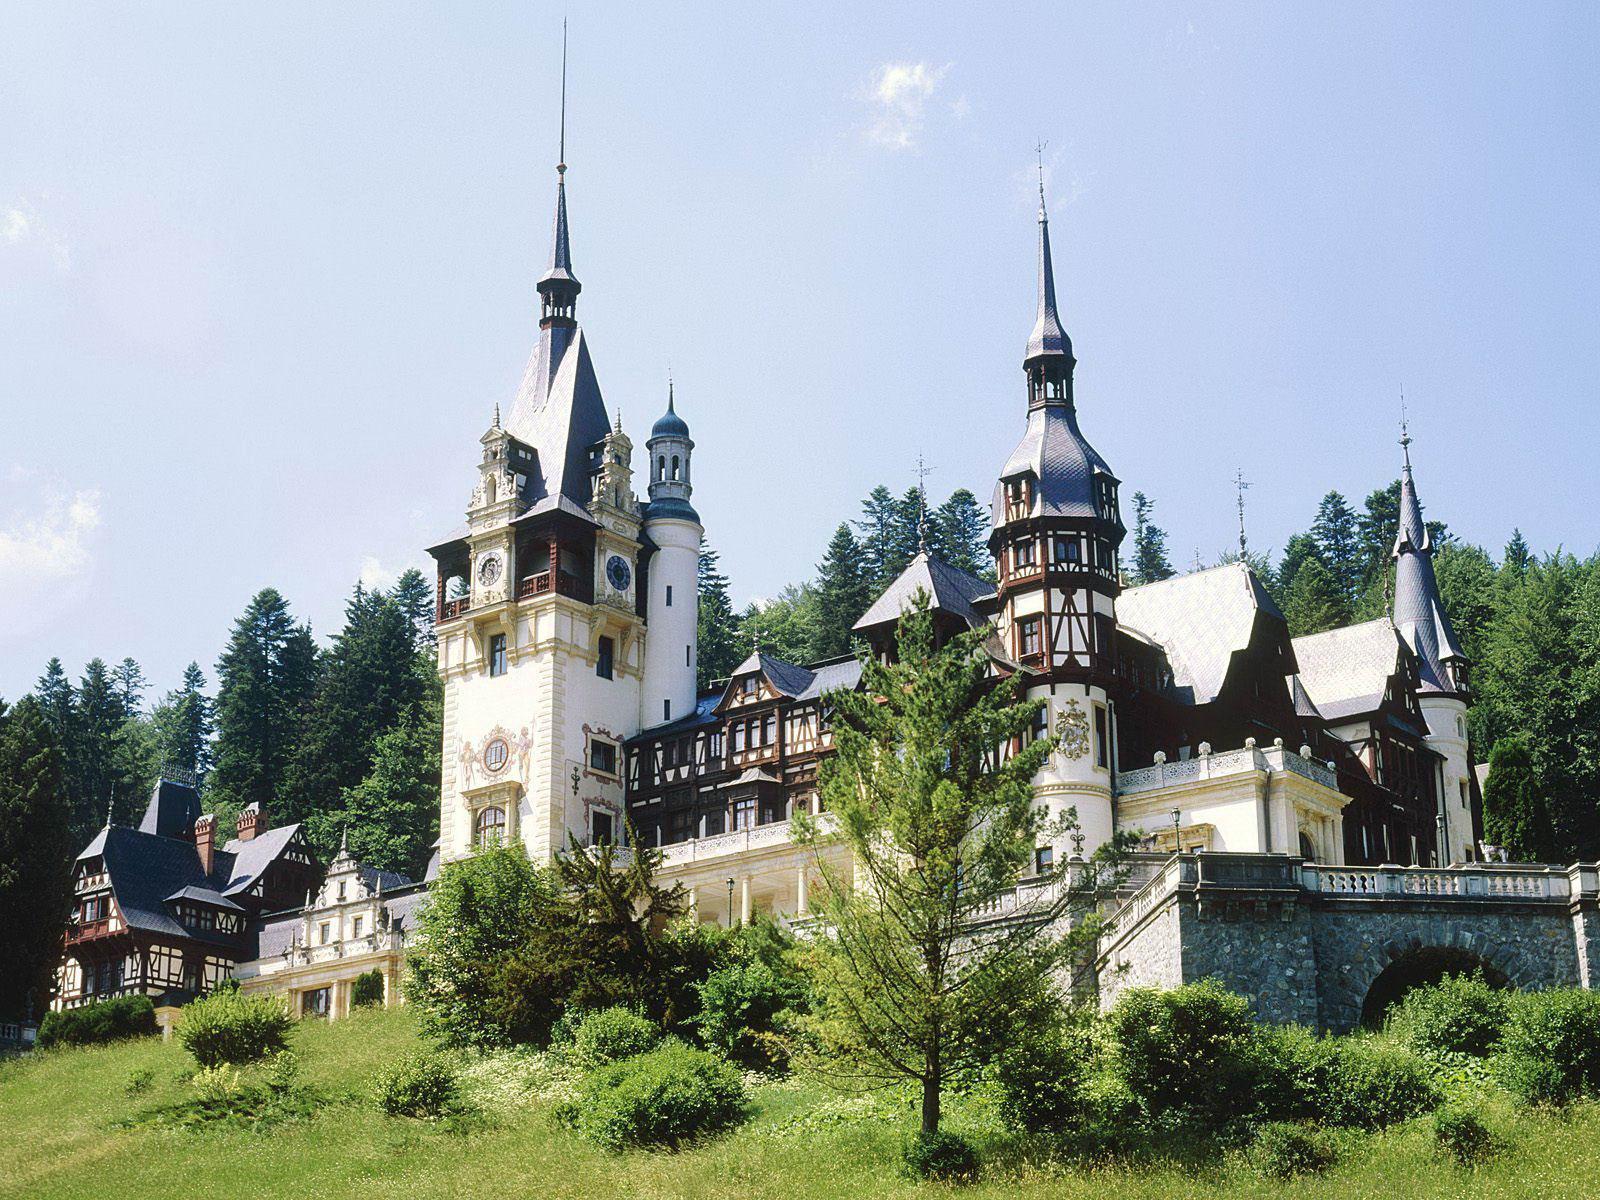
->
[1056,698,1091,759]
[455,725,533,788]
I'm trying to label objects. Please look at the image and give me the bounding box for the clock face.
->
[606,555,632,592]
[477,554,502,587]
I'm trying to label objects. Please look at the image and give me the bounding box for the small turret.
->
[640,382,702,727]
[645,382,697,522]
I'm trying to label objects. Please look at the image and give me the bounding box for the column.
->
[739,876,752,924]
[687,886,699,923]
[795,866,809,916]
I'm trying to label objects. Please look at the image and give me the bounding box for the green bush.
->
[373,1050,459,1119]
[1247,1122,1337,1179]
[571,1007,662,1069]
[124,1067,156,1096]
[1389,975,1509,1059]
[1434,1106,1496,1165]
[901,1128,980,1182]
[1106,980,1261,1128]
[351,969,386,1009]
[37,995,157,1048]
[990,1018,1092,1133]
[692,959,804,1072]
[178,990,292,1067]
[1314,1038,1438,1129]
[1495,989,1600,1104]
[562,1040,748,1150]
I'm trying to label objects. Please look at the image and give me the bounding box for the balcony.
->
[516,570,591,603]
[439,597,470,622]
[64,919,115,945]
[1115,742,1338,797]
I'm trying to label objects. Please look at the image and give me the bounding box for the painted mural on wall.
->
[455,725,533,788]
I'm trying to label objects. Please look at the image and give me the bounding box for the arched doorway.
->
[1359,947,1509,1028]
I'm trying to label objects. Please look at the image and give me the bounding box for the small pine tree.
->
[1311,491,1362,612]
[151,662,215,777]
[1281,555,1348,637]
[696,539,742,691]
[856,485,902,590]
[1129,492,1175,585]
[1482,736,1559,862]
[932,489,992,579]
[813,524,872,658]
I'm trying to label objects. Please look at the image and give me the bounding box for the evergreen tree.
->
[150,662,214,777]
[390,567,436,652]
[1310,491,1362,612]
[1503,529,1532,576]
[799,595,1122,1137]
[210,588,321,831]
[287,584,431,854]
[1433,543,1499,666]
[1280,555,1347,637]
[813,524,872,659]
[33,659,83,841]
[696,538,742,691]
[856,485,902,590]
[340,699,441,879]
[111,657,148,715]
[1482,736,1560,861]
[1128,492,1175,585]
[75,658,146,829]
[0,697,74,1022]
[1358,480,1402,590]
[1274,532,1319,603]
[890,486,927,572]
[932,488,991,579]
[737,584,821,666]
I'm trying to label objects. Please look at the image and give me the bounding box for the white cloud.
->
[864,61,950,150]
[2,196,71,270]
[0,485,101,594]
[358,555,392,591]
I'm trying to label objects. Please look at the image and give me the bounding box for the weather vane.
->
[914,455,935,552]
[1234,469,1251,558]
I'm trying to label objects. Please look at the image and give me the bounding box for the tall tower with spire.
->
[1391,420,1474,862]
[426,24,654,865]
[640,381,702,727]
[990,174,1126,856]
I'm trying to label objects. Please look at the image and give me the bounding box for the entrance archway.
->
[1359,946,1509,1028]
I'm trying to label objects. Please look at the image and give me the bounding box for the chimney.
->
[236,802,266,843]
[194,813,216,875]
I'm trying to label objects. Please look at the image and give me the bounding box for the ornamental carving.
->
[456,725,533,787]
[1056,699,1091,759]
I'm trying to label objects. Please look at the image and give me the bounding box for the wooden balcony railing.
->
[64,919,112,945]
[438,597,470,622]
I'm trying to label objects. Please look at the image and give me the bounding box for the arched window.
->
[657,455,666,480]
[484,475,496,503]
[671,454,680,480]
[1298,831,1316,862]
[475,806,506,846]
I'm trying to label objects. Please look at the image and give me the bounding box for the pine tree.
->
[799,596,1122,1138]
[856,485,902,590]
[1281,555,1347,637]
[1274,532,1320,604]
[0,697,74,1022]
[210,588,321,832]
[1358,480,1402,591]
[1482,736,1560,861]
[33,660,83,841]
[288,584,430,853]
[890,486,926,574]
[737,584,822,666]
[76,659,138,828]
[111,657,148,715]
[696,538,742,691]
[150,662,214,777]
[1310,491,1362,612]
[340,699,441,879]
[1503,530,1532,576]
[390,567,436,652]
[1129,492,1175,585]
[813,524,873,658]
[933,488,991,579]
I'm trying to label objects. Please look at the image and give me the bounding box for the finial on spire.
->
[915,455,935,554]
[1399,385,1413,472]
[668,371,675,412]
[492,401,501,429]
[557,15,568,176]
[1234,469,1251,558]
[1035,139,1047,213]
[613,409,622,435]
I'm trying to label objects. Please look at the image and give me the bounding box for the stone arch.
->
[1359,945,1509,1027]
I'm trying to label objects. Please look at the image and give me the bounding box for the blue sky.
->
[3,2,1597,701]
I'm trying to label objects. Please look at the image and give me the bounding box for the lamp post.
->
[1171,808,1182,854]
[727,877,736,929]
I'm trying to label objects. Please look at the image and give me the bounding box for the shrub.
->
[351,969,386,1009]
[178,990,292,1067]
[1248,1122,1337,1179]
[571,1007,662,1069]
[37,995,157,1048]
[1434,1106,1496,1166]
[563,1040,748,1150]
[1314,1038,1438,1129]
[1495,989,1600,1104]
[1106,980,1261,1128]
[1389,975,1509,1060]
[990,1018,1092,1133]
[692,959,804,1072]
[373,1050,460,1119]
[901,1129,980,1182]
[124,1067,156,1096]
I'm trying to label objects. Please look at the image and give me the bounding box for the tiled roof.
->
[1026,202,1072,363]
[854,552,993,632]
[991,406,1118,528]
[1392,459,1466,694]
[1291,618,1403,721]
[505,327,611,511]
[796,657,863,701]
[1117,563,1286,706]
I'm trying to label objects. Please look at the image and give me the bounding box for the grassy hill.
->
[2,1006,1596,1200]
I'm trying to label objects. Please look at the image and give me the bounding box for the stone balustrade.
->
[659,818,805,866]
[1115,742,1338,796]
[285,930,403,966]
[1303,862,1573,901]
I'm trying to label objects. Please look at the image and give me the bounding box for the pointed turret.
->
[537,166,580,327]
[1024,181,1075,411]
[1391,429,1467,695]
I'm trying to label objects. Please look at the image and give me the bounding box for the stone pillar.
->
[739,876,752,924]
[796,867,809,916]
[687,886,699,923]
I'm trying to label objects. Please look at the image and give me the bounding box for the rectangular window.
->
[664,699,671,721]
[597,636,614,680]
[763,714,777,746]
[592,811,615,846]
[1015,539,1036,568]
[1031,705,1048,743]
[1035,845,1054,875]
[1018,617,1042,659]
[352,916,363,938]
[488,633,507,677]
[1093,704,1108,769]
[589,739,617,775]
[731,798,756,831]
[686,644,691,667]
[319,922,331,945]
[666,585,673,607]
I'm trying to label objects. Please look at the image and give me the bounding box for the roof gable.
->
[854,552,993,633]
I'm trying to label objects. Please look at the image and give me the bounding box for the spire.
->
[537,18,580,325]
[1023,144,1075,410]
[1391,420,1466,694]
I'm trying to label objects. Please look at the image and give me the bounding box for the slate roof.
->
[991,405,1120,527]
[1291,618,1405,722]
[1116,563,1288,706]
[505,327,611,511]
[651,387,690,439]
[1392,457,1466,694]
[165,885,245,912]
[730,651,816,699]
[138,778,200,839]
[854,552,993,632]
[796,657,863,702]
[81,825,237,946]
[216,825,300,897]
[633,690,722,741]
[1026,201,1072,364]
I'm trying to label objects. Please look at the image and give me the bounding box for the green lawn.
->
[1,1007,1594,1200]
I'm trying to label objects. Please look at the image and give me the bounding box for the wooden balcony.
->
[64,919,113,945]
[516,571,591,603]
[438,597,470,622]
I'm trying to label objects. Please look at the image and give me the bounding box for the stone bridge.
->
[1094,854,1600,1031]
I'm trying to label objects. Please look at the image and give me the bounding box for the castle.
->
[422,126,1479,933]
